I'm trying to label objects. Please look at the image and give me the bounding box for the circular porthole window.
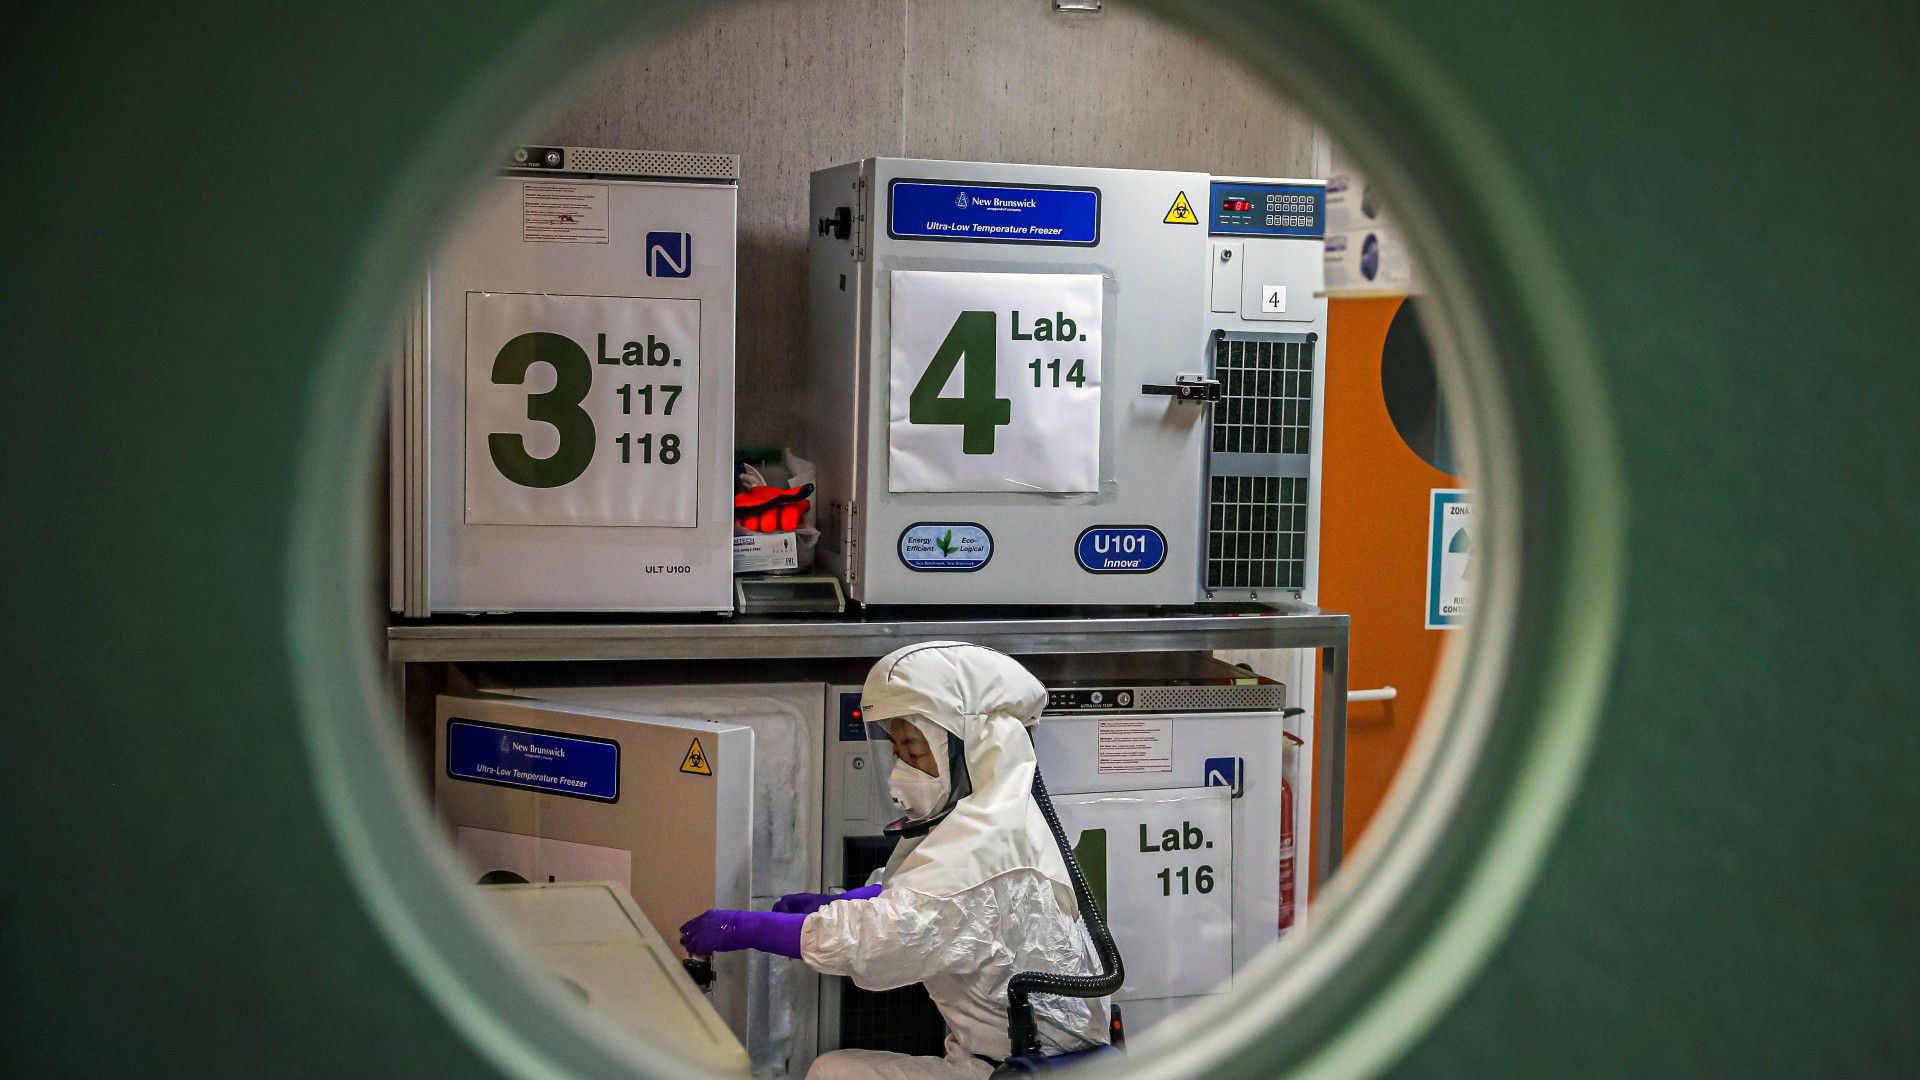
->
[289,2,1622,1076]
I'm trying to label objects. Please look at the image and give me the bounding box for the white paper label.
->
[888,270,1102,493]
[521,181,609,244]
[1051,787,1234,1000]
[464,291,700,527]
[733,532,798,574]
[1097,717,1173,774]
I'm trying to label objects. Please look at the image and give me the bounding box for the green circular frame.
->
[287,1,1624,1076]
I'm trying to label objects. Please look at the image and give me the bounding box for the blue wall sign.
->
[446,718,621,802]
[1076,525,1166,573]
[899,522,994,571]
[1425,488,1473,629]
[889,179,1100,246]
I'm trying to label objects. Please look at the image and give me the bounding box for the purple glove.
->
[678,909,806,959]
[771,885,883,914]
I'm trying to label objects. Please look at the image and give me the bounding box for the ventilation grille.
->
[536,147,739,181]
[1135,683,1288,712]
[836,837,947,1056]
[1205,331,1316,597]
[1207,475,1308,591]
[1213,335,1314,454]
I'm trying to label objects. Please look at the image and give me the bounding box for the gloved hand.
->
[771,884,883,915]
[678,909,806,959]
[770,892,834,915]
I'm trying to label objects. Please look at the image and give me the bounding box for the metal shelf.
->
[388,601,1345,663]
[388,601,1351,882]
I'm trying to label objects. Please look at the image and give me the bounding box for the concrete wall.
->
[539,0,1323,444]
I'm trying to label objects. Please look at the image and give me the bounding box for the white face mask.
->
[889,757,951,821]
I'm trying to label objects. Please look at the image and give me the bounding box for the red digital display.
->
[1223,198,1253,212]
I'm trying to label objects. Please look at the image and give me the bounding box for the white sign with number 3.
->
[464,291,701,528]
[888,270,1103,493]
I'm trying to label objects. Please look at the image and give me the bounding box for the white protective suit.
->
[802,643,1110,1079]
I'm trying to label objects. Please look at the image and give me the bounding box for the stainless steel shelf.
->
[388,602,1351,882]
[387,603,1346,663]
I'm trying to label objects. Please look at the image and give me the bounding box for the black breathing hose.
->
[1004,765,1126,1062]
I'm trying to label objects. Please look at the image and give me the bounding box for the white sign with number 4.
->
[888,270,1103,493]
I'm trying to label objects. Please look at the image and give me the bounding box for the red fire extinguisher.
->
[1279,729,1305,933]
[1277,776,1296,932]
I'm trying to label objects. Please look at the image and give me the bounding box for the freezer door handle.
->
[817,206,852,239]
[1141,373,1222,403]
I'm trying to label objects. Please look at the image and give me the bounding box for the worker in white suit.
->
[682,641,1111,1078]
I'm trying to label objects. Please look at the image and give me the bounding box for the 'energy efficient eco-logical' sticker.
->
[898,523,993,572]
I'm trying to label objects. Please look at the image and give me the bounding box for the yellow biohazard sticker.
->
[1163,191,1200,225]
[680,737,712,776]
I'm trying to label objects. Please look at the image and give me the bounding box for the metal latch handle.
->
[1141,373,1222,403]
[818,206,852,239]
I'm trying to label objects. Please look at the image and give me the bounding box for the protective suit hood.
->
[861,641,1071,900]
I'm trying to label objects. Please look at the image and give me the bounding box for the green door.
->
[3,2,1913,1076]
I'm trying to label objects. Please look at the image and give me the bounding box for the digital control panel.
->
[1045,680,1285,714]
[1046,687,1140,711]
[510,145,566,170]
[1209,180,1325,238]
[838,692,866,741]
[854,682,1280,722]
